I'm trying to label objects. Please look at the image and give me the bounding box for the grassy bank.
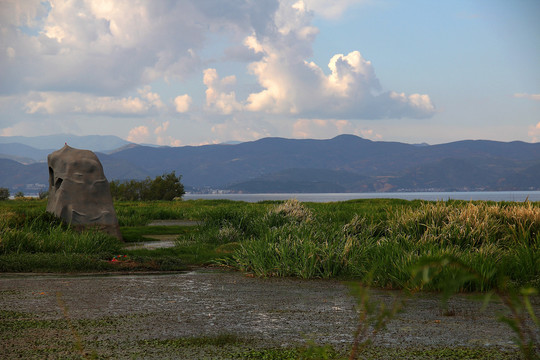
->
[1,198,538,359]
[1,198,539,292]
[190,198,539,292]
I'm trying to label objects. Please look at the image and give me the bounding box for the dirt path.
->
[0,269,532,359]
[123,219,200,250]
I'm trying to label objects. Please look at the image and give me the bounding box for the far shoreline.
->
[183,190,540,203]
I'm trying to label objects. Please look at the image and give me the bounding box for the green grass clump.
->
[2,198,538,290]
[209,200,540,292]
[0,200,123,272]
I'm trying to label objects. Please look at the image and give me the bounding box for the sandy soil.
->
[0,269,535,359]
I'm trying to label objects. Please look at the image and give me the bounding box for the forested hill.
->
[2,134,540,193]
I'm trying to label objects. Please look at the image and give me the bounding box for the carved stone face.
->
[46,145,121,239]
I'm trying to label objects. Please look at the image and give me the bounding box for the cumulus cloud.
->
[242,2,435,119]
[1,0,436,144]
[23,89,164,115]
[138,86,165,109]
[210,116,272,143]
[127,121,181,146]
[154,121,182,146]
[127,125,151,144]
[174,94,192,113]
[528,122,540,142]
[0,0,277,95]
[514,93,540,101]
[203,68,242,114]
[303,0,367,19]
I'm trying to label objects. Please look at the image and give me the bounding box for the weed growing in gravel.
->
[412,255,540,359]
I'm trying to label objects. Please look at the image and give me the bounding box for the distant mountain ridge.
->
[107,134,540,192]
[1,134,539,194]
[0,134,131,151]
[0,134,132,163]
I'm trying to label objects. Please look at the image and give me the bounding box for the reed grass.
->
[2,198,538,290]
[216,200,539,291]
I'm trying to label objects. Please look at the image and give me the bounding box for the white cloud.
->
[528,122,540,142]
[203,68,242,114]
[0,0,437,145]
[24,88,164,115]
[0,0,278,95]
[138,86,165,109]
[239,1,435,119]
[174,94,192,113]
[293,118,381,139]
[514,93,540,101]
[211,116,272,143]
[127,125,151,143]
[0,118,79,138]
[0,0,46,28]
[127,121,181,146]
[154,121,182,146]
[245,41,435,119]
[6,47,16,59]
[303,0,367,19]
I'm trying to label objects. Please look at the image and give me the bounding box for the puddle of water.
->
[125,239,177,250]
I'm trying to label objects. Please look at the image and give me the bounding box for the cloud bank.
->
[514,93,540,101]
[0,0,435,145]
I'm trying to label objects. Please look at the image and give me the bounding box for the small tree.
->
[14,191,24,199]
[38,190,49,199]
[148,171,185,201]
[110,171,185,201]
[0,188,9,201]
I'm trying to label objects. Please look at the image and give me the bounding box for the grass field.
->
[1,198,539,292]
[1,198,539,359]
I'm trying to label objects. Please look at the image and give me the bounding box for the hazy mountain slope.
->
[227,168,372,193]
[109,134,540,190]
[95,153,150,181]
[0,154,149,194]
[2,134,540,193]
[0,159,48,189]
[0,143,53,163]
[109,135,421,187]
[0,134,131,152]
[497,162,540,190]
[390,158,498,191]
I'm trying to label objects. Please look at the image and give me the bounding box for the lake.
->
[184,191,540,203]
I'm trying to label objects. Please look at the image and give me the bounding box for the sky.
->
[0,0,539,146]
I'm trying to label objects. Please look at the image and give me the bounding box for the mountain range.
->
[1,134,539,194]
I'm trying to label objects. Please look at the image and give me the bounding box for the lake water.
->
[184,191,540,203]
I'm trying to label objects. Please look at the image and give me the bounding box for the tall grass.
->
[1,211,121,255]
[114,199,268,226]
[2,198,538,290]
[0,200,123,272]
[213,200,540,291]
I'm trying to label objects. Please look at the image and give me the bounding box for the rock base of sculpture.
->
[46,144,122,241]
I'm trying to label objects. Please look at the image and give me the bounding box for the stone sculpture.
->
[46,144,122,240]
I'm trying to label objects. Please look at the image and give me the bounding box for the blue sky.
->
[0,0,538,146]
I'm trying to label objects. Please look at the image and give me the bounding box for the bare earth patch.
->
[0,269,531,359]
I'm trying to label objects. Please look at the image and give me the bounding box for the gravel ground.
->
[0,269,535,359]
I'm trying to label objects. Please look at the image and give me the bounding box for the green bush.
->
[0,187,9,201]
[110,171,185,201]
